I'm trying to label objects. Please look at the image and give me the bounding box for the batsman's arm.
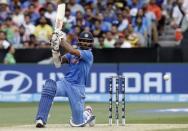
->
[52,50,68,68]
[50,30,79,57]
[50,31,68,68]
[60,39,80,57]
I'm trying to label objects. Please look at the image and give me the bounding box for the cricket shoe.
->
[36,119,45,128]
[84,105,96,127]
[69,115,95,127]
[69,106,96,127]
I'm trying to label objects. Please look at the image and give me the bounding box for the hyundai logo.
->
[0,70,32,94]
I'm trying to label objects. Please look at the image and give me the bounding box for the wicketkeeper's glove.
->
[50,30,66,51]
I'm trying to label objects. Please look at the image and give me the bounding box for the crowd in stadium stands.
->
[0,0,188,55]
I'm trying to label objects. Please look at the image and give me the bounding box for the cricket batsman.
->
[35,30,95,127]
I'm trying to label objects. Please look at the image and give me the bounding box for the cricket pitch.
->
[1,124,188,131]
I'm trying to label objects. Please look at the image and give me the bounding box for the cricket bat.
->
[55,3,66,31]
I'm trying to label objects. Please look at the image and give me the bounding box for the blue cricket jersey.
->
[64,49,93,86]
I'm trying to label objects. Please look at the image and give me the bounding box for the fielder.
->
[35,30,95,127]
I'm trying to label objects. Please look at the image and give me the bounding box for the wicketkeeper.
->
[35,30,95,127]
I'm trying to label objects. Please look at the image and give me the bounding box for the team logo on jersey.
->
[0,70,32,94]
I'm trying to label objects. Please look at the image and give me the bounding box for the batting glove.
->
[50,30,66,51]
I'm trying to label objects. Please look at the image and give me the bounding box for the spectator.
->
[132,8,148,29]
[133,8,150,45]
[92,20,104,48]
[98,35,105,48]
[28,34,38,48]
[111,25,119,39]
[84,0,97,17]
[31,0,42,12]
[45,2,56,27]
[22,0,42,11]
[35,7,52,26]
[126,24,140,47]
[156,0,164,7]
[23,40,31,48]
[115,33,132,48]
[84,26,91,32]
[0,0,183,50]
[181,11,188,33]
[103,31,116,48]
[163,0,174,14]
[69,0,85,15]
[143,3,158,45]
[23,14,35,35]
[34,16,53,42]
[68,25,81,46]
[182,0,188,13]
[95,0,106,12]
[2,17,17,44]
[74,11,86,30]
[13,25,29,48]
[76,10,84,21]
[9,0,22,11]
[180,16,188,46]
[129,0,143,21]
[171,0,185,28]
[0,31,10,49]
[122,7,131,20]
[117,9,129,32]
[94,35,105,49]
[64,8,76,33]
[127,0,143,9]
[179,0,188,45]
[84,8,95,28]
[134,16,147,39]
[3,45,16,64]
[97,13,111,32]
[22,0,33,9]
[12,5,24,26]
[25,4,40,24]
[148,0,162,22]
[73,25,81,36]
[103,2,116,23]
[0,0,10,23]
[66,33,75,45]
[92,20,103,37]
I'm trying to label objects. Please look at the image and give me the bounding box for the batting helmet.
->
[78,31,94,50]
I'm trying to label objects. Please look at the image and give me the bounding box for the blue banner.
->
[0,64,188,102]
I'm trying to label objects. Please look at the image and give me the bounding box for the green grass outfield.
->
[0,102,188,127]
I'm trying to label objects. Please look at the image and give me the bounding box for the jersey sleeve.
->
[64,53,71,63]
[79,50,93,62]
